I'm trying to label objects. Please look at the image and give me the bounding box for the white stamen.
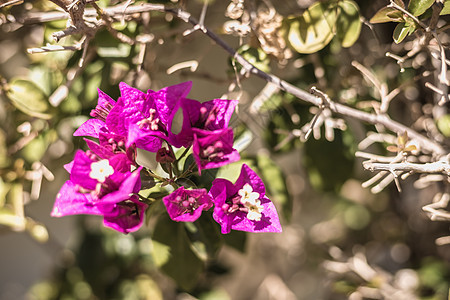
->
[89,159,114,182]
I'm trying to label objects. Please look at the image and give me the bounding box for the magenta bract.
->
[162,186,213,222]
[192,127,240,173]
[209,164,282,234]
[51,150,147,233]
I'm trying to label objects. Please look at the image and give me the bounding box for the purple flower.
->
[51,150,147,233]
[162,186,213,222]
[84,129,136,166]
[209,164,282,234]
[192,128,240,173]
[74,88,117,138]
[106,81,192,152]
[171,98,238,147]
[102,196,148,233]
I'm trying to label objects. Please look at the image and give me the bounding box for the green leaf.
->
[371,6,404,23]
[0,183,26,230]
[222,230,247,252]
[437,114,450,137]
[0,130,8,169]
[408,0,435,16]
[336,0,362,47]
[304,130,355,192]
[152,214,204,291]
[237,45,270,73]
[343,204,371,230]
[393,22,411,43]
[21,129,57,163]
[394,0,406,8]
[0,178,10,207]
[199,289,231,300]
[216,159,255,182]
[233,129,253,153]
[22,135,48,163]
[0,208,25,228]
[185,214,223,261]
[6,79,53,119]
[97,44,132,58]
[286,1,338,53]
[441,0,450,15]
[256,152,291,222]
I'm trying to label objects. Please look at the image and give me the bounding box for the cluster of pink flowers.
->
[51,82,282,234]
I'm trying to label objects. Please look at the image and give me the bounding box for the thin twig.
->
[0,0,22,9]
[363,160,450,176]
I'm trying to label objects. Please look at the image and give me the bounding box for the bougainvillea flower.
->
[185,98,238,130]
[106,81,192,152]
[51,150,147,233]
[209,164,282,234]
[102,195,148,233]
[169,98,238,147]
[162,186,213,222]
[84,129,137,165]
[192,127,240,173]
[74,89,117,138]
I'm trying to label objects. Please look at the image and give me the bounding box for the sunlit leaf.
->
[0,208,25,229]
[97,44,132,58]
[286,1,338,53]
[393,22,411,43]
[0,183,26,230]
[22,129,57,163]
[403,145,417,152]
[237,45,270,73]
[199,289,231,300]
[216,159,255,182]
[26,219,49,243]
[397,131,409,147]
[233,129,253,153]
[408,0,435,16]
[437,114,450,137]
[22,135,47,163]
[441,0,450,15]
[386,145,399,152]
[0,178,11,207]
[370,6,404,23]
[6,79,53,119]
[336,0,361,47]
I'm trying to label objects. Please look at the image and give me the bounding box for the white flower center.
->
[239,183,263,221]
[89,159,114,183]
[239,183,259,203]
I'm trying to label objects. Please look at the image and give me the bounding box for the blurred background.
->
[1,0,450,299]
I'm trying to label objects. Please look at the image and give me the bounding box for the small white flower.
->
[238,183,263,221]
[238,183,260,204]
[89,159,114,183]
[245,199,264,221]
